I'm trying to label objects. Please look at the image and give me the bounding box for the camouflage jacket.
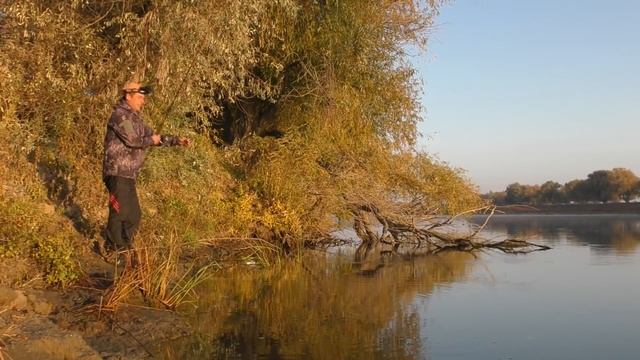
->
[102,100,179,180]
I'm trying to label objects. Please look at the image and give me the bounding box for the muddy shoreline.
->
[0,254,194,360]
[0,286,191,360]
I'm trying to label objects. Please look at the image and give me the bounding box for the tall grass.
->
[102,234,218,312]
[0,311,16,360]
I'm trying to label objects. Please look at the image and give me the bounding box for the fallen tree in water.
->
[350,204,550,271]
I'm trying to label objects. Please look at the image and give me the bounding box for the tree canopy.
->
[1,0,483,283]
[485,168,640,205]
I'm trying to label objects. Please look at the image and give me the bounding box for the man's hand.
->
[178,137,190,146]
[151,134,161,145]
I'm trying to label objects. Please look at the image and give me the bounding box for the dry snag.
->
[350,204,550,270]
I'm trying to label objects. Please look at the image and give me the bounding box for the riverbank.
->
[0,284,191,359]
[496,202,640,214]
[0,251,195,359]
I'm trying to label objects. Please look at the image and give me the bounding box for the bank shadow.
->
[31,153,98,240]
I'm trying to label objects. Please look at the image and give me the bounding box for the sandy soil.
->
[0,253,192,360]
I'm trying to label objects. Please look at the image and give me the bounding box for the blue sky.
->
[413,0,640,192]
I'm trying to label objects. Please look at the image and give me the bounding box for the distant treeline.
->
[483,168,640,205]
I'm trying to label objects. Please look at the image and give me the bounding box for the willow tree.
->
[0,0,532,282]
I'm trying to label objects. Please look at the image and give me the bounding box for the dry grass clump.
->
[101,233,217,312]
[0,305,18,360]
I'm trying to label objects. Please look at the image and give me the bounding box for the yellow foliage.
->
[0,0,480,286]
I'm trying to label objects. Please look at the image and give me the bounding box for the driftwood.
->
[350,203,550,270]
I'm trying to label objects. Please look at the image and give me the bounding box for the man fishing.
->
[102,81,189,254]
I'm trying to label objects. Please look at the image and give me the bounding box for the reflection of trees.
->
[571,218,640,255]
[164,251,475,359]
[471,215,564,243]
[473,215,640,255]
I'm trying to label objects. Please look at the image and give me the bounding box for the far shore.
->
[494,202,640,215]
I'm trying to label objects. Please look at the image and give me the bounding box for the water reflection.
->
[163,215,640,359]
[472,214,640,255]
[163,251,476,359]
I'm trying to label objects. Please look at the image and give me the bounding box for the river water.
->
[164,214,640,359]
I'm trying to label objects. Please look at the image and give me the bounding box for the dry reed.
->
[101,234,218,312]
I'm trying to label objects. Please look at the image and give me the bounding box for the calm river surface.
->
[165,214,640,359]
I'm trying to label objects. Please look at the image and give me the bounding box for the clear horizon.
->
[413,0,640,192]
